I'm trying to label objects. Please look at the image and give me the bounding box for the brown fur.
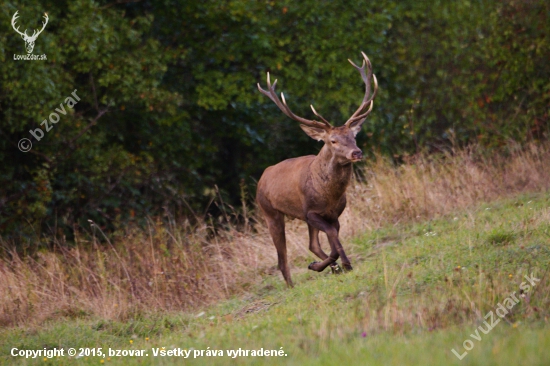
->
[257,126,364,287]
[256,52,377,286]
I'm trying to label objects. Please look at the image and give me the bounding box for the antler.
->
[257,73,332,130]
[345,52,378,126]
[29,13,48,40]
[11,11,27,37]
[11,11,48,40]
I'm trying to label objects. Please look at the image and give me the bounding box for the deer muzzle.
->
[350,149,363,162]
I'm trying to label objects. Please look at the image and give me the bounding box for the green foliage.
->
[0,0,179,237]
[1,0,549,239]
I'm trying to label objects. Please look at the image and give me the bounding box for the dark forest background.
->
[1,0,549,240]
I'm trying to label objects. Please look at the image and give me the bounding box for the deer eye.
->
[330,140,337,144]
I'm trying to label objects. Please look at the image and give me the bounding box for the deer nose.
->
[351,150,363,160]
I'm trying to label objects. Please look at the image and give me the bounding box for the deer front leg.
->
[305,213,352,272]
[308,224,343,274]
[331,220,352,271]
[307,224,329,260]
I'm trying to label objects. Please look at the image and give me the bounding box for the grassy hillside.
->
[3,143,550,329]
[1,192,548,365]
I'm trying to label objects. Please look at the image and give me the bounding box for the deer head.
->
[257,52,378,165]
[11,11,49,54]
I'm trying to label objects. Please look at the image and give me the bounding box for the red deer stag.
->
[256,52,378,287]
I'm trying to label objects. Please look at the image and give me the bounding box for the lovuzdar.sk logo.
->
[11,10,48,61]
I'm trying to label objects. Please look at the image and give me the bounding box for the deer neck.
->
[309,144,353,198]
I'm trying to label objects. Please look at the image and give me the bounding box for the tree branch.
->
[67,108,108,148]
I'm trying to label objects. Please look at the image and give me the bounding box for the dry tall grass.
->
[1,143,550,327]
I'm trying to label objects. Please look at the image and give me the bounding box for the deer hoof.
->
[330,263,343,274]
[342,263,353,272]
[308,261,319,270]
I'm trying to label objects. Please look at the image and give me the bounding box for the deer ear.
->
[299,124,327,141]
[348,118,366,137]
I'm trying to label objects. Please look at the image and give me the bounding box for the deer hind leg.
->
[267,213,293,287]
[258,197,293,287]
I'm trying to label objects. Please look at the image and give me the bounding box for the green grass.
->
[1,193,549,365]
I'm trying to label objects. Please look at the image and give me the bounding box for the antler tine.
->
[34,13,49,37]
[347,100,375,125]
[280,93,332,129]
[347,57,366,71]
[257,73,290,117]
[346,73,378,124]
[345,52,378,126]
[310,105,331,125]
[258,72,332,130]
[11,11,27,37]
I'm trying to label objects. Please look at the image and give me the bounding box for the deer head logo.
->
[11,11,48,54]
